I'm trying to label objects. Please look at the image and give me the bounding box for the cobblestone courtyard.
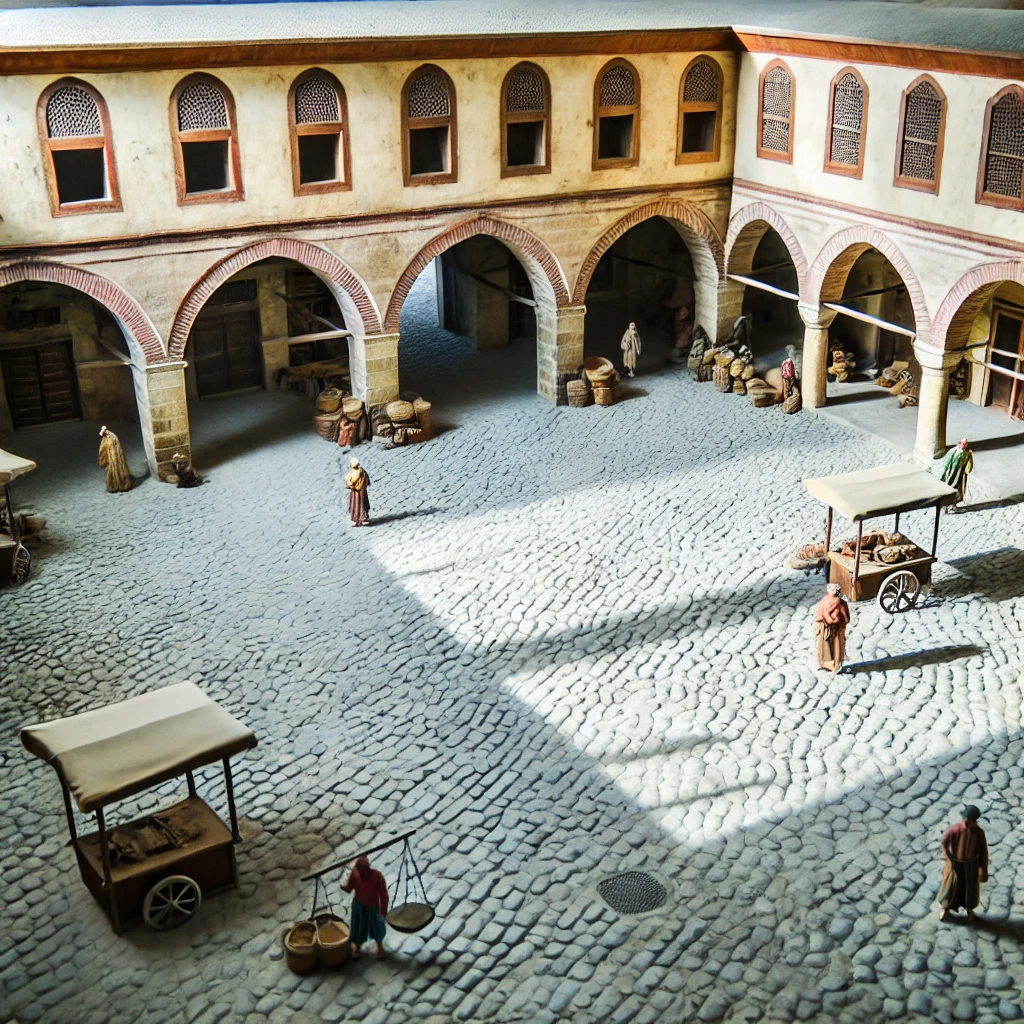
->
[3,274,1024,1024]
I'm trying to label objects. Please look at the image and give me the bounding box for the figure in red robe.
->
[342,856,389,958]
[938,805,988,922]
[814,582,850,673]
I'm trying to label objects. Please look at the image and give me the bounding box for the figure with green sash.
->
[940,438,973,513]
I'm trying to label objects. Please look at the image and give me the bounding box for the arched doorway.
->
[738,227,803,374]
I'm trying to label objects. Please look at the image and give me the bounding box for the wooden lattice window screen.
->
[593,59,640,169]
[678,56,723,164]
[501,63,550,177]
[895,77,945,193]
[979,88,1024,207]
[289,69,350,195]
[758,61,793,161]
[825,69,868,178]
[170,74,243,205]
[403,65,457,185]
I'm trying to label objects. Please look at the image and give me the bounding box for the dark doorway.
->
[988,310,1023,413]
[190,283,262,397]
[740,228,803,373]
[1,340,80,428]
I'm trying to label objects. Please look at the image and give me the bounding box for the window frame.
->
[823,66,869,180]
[893,74,946,195]
[676,54,723,166]
[592,58,641,171]
[169,72,244,207]
[288,68,351,197]
[977,84,1024,212]
[37,78,122,218]
[756,58,795,164]
[401,64,458,187]
[500,62,551,179]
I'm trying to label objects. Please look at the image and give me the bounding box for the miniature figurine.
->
[620,322,641,377]
[938,805,988,923]
[341,856,389,959]
[670,306,693,364]
[98,426,132,493]
[781,351,797,399]
[814,582,850,673]
[941,438,974,512]
[345,457,371,526]
[170,451,203,488]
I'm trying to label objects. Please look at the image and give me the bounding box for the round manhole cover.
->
[598,871,667,915]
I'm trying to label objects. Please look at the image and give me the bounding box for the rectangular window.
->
[597,115,634,161]
[52,148,106,204]
[182,140,229,194]
[298,133,339,184]
[409,125,449,176]
[506,120,544,167]
[681,111,717,154]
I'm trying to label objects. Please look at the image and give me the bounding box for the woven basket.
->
[584,356,615,385]
[386,400,416,424]
[713,364,732,392]
[313,411,342,442]
[316,388,344,413]
[284,921,318,975]
[412,398,432,438]
[566,379,591,407]
[593,386,613,406]
[315,914,350,968]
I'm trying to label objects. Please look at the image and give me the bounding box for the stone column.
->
[542,305,586,402]
[913,346,960,463]
[133,360,190,481]
[798,304,838,410]
[714,277,744,346]
[349,332,400,409]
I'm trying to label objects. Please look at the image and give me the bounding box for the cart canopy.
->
[0,447,36,486]
[21,682,257,813]
[803,463,958,522]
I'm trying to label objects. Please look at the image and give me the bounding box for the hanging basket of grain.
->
[342,397,364,422]
[566,379,591,407]
[386,400,416,424]
[313,411,343,442]
[713,364,732,392]
[583,356,615,385]
[412,397,432,437]
[316,388,344,413]
[284,921,318,974]
[314,913,350,968]
[593,386,614,406]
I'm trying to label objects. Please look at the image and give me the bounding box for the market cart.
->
[0,446,36,586]
[803,463,958,610]
[21,681,257,933]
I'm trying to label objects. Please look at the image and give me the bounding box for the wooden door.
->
[988,311,1023,413]
[1,340,80,428]
[190,309,261,397]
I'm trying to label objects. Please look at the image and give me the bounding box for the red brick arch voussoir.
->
[0,258,166,364]
[725,201,810,299]
[932,260,1024,353]
[169,238,382,360]
[808,225,931,337]
[383,215,570,334]
[571,198,725,307]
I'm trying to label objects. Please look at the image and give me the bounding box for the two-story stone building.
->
[0,0,1021,480]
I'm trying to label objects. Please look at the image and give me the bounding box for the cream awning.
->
[0,448,36,486]
[21,682,257,813]
[803,463,958,522]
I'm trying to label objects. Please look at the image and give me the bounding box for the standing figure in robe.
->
[940,438,974,512]
[814,582,850,673]
[342,856,389,959]
[938,805,988,922]
[345,458,371,526]
[98,426,132,493]
[620,322,641,377]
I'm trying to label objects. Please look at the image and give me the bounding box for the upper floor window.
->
[38,79,121,216]
[678,56,722,163]
[403,65,457,185]
[978,85,1024,211]
[894,76,946,194]
[171,74,243,204]
[824,68,868,179]
[289,69,350,195]
[501,63,550,177]
[593,59,640,169]
[757,59,794,163]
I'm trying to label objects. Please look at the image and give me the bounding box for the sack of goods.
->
[746,378,776,408]
[593,385,614,406]
[412,397,432,438]
[342,397,364,421]
[567,377,591,408]
[316,388,344,413]
[713,364,732,392]
[313,410,343,441]
[372,407,394,440]
[386,399,416,424]
[583,356,615,387]
[781,385,802,414]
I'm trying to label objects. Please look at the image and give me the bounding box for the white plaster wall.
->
[0,49,736,247]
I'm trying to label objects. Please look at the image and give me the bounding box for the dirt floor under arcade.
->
[3,274,1024,1024]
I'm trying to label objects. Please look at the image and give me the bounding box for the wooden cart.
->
[0,446,36,586]
[803,463,958,609]
[21,682,257,933]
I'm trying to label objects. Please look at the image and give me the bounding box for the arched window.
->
[170,74,242,204]
[824,68,868,178]
[978,85,1024,210]
[593,59,640,169]
[289,69,350,195]
[678,56,723,163]
[37,79,121,216]
[403,65,457,185]
[894,75,946,193]
[501,63,550,177]
[757,59,794,163]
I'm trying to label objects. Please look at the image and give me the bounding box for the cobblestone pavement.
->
[3,271,1024,1024]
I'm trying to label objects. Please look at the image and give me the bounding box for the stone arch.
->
[169,237,381,360]
[725,201,810,298]
[931,260,1024,353]
[571,198,724,307]
[808,225,930,337]
[0,258,164,364]
[382,214,570,334]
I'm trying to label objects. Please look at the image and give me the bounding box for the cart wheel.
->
[877,570,920,614]
[143,875,202,930]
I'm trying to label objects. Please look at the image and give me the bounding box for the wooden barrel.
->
[566,379,590,407]
[412,397,432,438]
[593,386,613,406]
